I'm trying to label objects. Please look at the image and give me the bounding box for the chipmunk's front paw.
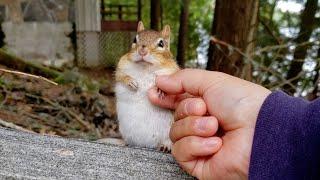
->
[157,140,172,153]
[158,144,171,153]
[157,88,166,100]
[128,80,139,91]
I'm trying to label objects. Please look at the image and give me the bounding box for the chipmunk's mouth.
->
[135,56,153,65]
[132,53,155,65]
[136,59,153,65]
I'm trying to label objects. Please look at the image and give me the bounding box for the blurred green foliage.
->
[140,0,214,61]
[256,0,319,96]
[101,0,320,96]
[102,0,214,63]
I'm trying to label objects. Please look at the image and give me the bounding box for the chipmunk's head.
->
[130,21,173,65]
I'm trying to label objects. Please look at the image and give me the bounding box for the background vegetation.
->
[104,0,319,98]
[0,0,318,139]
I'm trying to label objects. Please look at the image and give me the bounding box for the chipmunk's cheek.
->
[131,52,142,62]
[144,55,158,64]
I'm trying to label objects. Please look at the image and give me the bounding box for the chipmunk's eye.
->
[133,37,137,44]
[158,40,164,48]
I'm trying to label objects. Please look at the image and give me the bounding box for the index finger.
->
[156,69,228,96]
[148,86,194,110]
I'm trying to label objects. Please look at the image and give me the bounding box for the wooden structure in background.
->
[75,0,142,67]
[75,0,101,32]
[101,20,138,32]
[101,1,141,31]
[0,0,74,66]
[75,0,142,32]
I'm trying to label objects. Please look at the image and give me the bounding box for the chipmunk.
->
[115,21,179,152]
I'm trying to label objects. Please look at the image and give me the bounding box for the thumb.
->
[156,69,228,96]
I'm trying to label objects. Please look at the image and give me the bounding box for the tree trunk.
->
[308,47,320,100]
[137,0,142,21]
[150,0,161,30]
[206,0,259,80]
[284,0,319,95]
[206,0,219,71]
[176,0,190,68]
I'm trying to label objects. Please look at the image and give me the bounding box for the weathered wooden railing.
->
[0,127,193,179]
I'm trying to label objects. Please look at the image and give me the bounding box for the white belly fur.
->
[115,65,173,148]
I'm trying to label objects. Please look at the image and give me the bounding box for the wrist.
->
[245,86,271,129]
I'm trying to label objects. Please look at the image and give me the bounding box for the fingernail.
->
[186,100,205,115]
[196,118,209,131]
[204,138,218,147]
[186,101,198,113]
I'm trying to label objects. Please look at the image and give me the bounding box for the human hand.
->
[148,69,271,179]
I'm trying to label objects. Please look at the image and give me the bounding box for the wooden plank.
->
[75,0,101,31]
[105,4,136,8]
[101,10,137,16]
[101,21,137,31]
[0,127,193,179]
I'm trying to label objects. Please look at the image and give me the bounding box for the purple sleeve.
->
[249,91,320,180]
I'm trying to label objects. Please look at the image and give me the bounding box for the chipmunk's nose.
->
[138,46,148,56]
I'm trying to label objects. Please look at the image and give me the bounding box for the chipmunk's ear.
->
[161,25,171,39]
[137,21,145,33]
[161,25,171,49]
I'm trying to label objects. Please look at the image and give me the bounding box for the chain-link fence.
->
[76,31,135,68]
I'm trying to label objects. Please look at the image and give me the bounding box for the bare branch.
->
[0,118,34,133]
[255,41,316,55]
[25,93,93,131]
[210,36,297,89]
[259,16,282,45]
[0,68,58,86]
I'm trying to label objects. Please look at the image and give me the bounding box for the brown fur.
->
[116,22,179,85]
[115,54,134,85]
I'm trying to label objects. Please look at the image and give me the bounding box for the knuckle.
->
[181,68,193,74]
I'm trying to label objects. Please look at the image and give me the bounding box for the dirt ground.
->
[0,65,120,140]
